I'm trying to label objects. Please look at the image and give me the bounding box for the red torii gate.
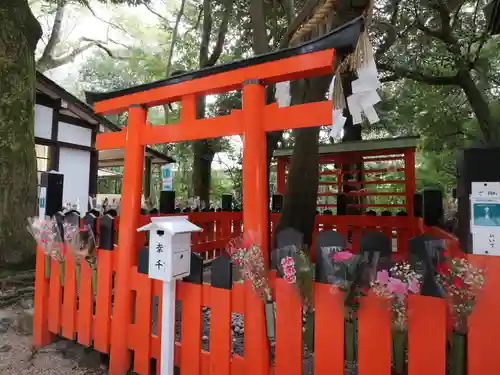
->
[91,18,363,374]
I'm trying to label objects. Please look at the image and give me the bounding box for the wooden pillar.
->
[276,157,287,195]
[242,80,268,260]
[108,105,146,375]
[242,80,269,375]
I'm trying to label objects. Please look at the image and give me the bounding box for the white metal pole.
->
[161,280,176,375]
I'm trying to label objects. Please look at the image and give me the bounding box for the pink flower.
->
[377,270,390,285]
[333,251,353,262]
[284,274,296,284]
[388,278,408,299]
[280,256,294,268]
[408,278,420,294]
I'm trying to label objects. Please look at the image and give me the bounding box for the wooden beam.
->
[96,99,337,150]
[95,130,126,150]
[94,50,335,115]
[139,111,244,145]
[263,101,332,132]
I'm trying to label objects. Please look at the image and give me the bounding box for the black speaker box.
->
[422,188,443,227]
[40,171,63,217]
[221,194,233,211]
[414,193,423,218]
[336,193,347,215]
[159,190,175,214]
[271,194,283,213]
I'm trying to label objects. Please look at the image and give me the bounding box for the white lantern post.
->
[137,216,202,375]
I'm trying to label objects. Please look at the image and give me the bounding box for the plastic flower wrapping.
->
[370,263,421,331]
[321,248,371,318]
[275,245,314,310]
[370,262,421,375]
[226,235,272,303]
[27,217,65,281]
[63,222,98,295]
[27,217,64,260]
[436,249,485,333]
[226,234,275,341]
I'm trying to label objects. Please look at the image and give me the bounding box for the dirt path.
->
[0,307,106,375]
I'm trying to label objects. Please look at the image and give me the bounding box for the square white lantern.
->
[137,216,202,282]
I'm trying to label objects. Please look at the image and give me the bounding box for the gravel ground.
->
[0,308,106,375]
[0,263,360,375]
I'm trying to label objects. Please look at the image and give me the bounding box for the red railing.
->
[105,212,420,262]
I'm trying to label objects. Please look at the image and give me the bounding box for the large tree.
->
[0,0,146,267]
[269,0,371,245]
[276,0,500,244]
[375,0,500,144]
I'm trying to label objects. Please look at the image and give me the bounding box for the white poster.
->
[471,227,500,256]
[471,182,500,198]
[470,194,500,256]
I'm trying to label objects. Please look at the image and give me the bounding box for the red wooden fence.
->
[34,212,496,375]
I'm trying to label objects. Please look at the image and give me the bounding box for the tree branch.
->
[207,0,235,66]
[378,63,458,85]
[186,6,203,34]
[164,0,186,123]
[143,2,169,25]
[38,0,66,68]
[373,0,401,59]
[82,1,135,40]
[413,1,459,47]
[279,0,320,49]
[250,0,270,54]
[166,0,186,75]
[373,20,398,59]
[199,0,212,67]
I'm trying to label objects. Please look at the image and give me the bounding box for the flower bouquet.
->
[27,217,65,283]
[370,263,421,375]
[275,244,315,348]
[322,249,368,365]
[436,251,485,375]
[63,222,98,296]
[226,235,274,340]
[275,245,314,309]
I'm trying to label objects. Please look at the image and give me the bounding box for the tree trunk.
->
[276,2,369,246]
[191,141,214,208]
[190,0,233,206]
[276,76,332,246]
[340,72,363,215]
[457,69,500,145]
[191,97,215,208]
[0,2,43,267]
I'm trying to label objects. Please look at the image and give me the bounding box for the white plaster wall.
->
[58,122,92,147]
[58,148,90,214]
[34,104,53,139]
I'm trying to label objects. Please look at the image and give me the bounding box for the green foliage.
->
[75,0,500,204]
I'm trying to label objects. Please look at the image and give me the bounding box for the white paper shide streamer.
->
[328,77,346,138]
[275,81,291,108]
[346,39,381,125]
